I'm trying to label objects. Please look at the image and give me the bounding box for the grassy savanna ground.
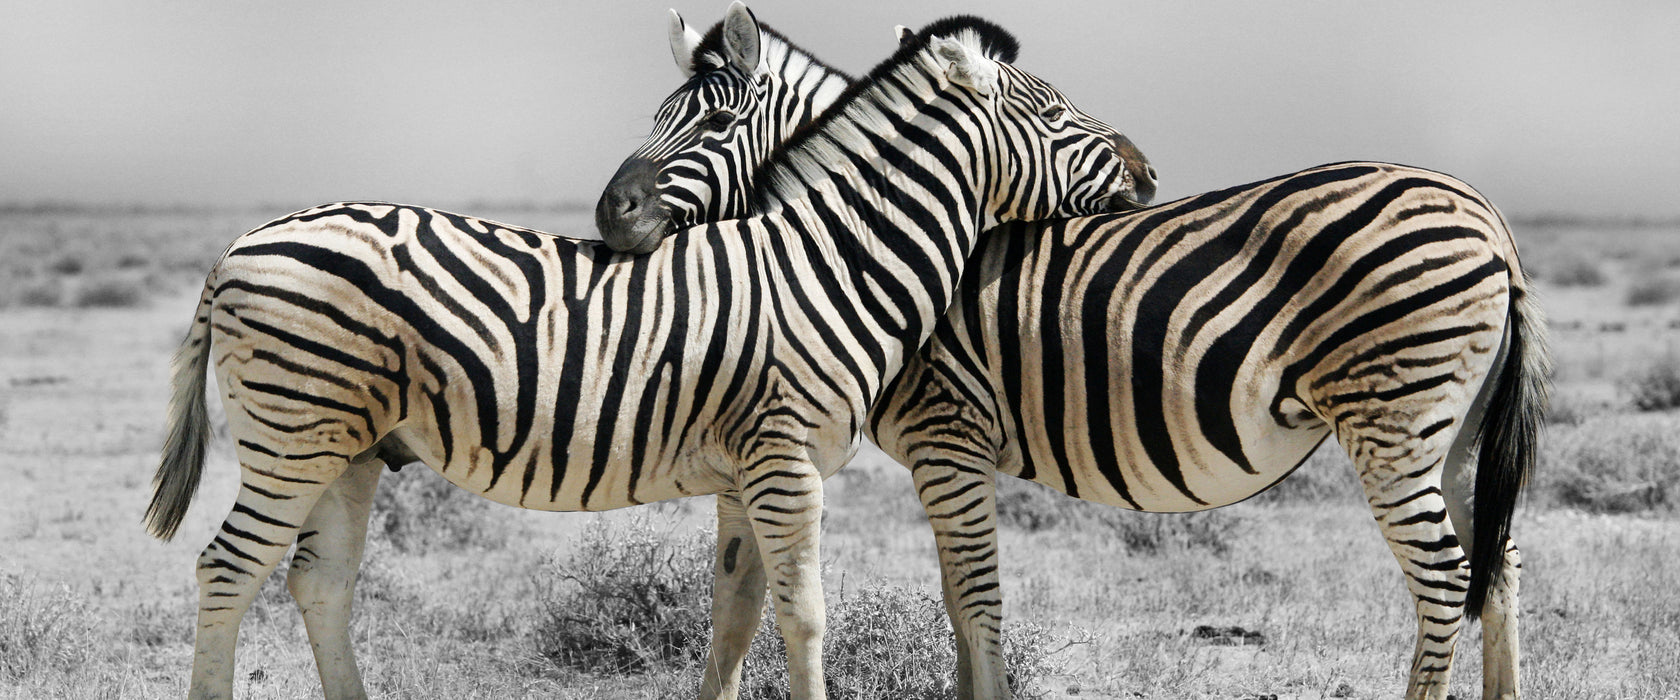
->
[1,206,1678,699]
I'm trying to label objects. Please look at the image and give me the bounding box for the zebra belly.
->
[387,419,738,512]
[996,384,1332,513]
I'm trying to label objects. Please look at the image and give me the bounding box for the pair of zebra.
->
[146,5,1546,700]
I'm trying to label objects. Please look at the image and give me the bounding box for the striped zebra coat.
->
[145,13,1149,700]
[604,23,1544,700]
[867,162,1548,700]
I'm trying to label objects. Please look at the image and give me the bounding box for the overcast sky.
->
[2,1,1676,220]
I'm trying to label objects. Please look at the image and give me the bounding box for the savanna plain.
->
[1,205,1677,699]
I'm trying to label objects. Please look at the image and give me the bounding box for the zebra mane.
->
[690,18,852,82]
[748,15,1020,211]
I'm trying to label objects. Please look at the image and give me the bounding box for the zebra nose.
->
[1112,134,1156,206]
[596,158,660,239]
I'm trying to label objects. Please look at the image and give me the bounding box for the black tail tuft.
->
[1465,281,1550,618]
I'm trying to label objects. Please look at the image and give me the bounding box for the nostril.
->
[1145,165,1158,182]
[618,196,640,217]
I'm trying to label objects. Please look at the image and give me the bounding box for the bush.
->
[997,479,1242,556]
[1626,277,1680,307]
[532,513,1077,698]
[734,582,1076,700]
[370,467,505,554]
[1623,354,1680,412]
[46,255,83,276]
[75,279,146,308]
[533,514,714,674]
[0,575,92,682]
[17,280,61,307]
[1244,440,1364,505]
[1538,254,1607,287]
[1536,414,1680,513]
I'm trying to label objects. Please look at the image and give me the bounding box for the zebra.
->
[144,11,1152,700]
[604,27,1543,698]
[595,5,850,253]
[864,162,1549,700]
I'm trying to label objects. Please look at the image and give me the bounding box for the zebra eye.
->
[1040,104,1066,122]
[704,110,737,130]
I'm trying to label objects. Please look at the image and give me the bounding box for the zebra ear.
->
[930,35,998,97]
[668,9,703,79]
[894,25,915,46]
[667,10,703,78]
[721,1,762,73]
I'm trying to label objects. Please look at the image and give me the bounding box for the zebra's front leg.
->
[699,492,768,700]
[190,456,346,700]
[741,458,828,700]
[285,457,383,700]
[909,452,1010,700]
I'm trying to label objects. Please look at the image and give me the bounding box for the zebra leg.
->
[284,456,383,700]
[190,456,346,700]
[741,458,827,700]
[699,492,768,700]
[1353,439,1469,700]
[908,451,1010,700]
[1480,540,1521,699]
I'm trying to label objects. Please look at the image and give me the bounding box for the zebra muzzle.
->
[597,158,673,253]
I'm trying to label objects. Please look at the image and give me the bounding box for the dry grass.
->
[2,211,1678,699]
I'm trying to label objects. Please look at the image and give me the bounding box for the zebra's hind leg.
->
[1480,540,1521,699]
[190,454,347,700]
[908,450,1010,700]
[1349,431,1470,700]
[699,492,768,700]
[285,456,383,700]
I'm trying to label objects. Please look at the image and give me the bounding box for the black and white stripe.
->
[145,14,1147,700]
[867,162,1549,700]
[599,18,1530,697]
[595,7,851,252]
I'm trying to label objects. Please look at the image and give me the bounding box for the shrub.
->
[532,514,713,673]
[1622,354,1680,412]
[997,478,1242,556]
[0,575,92,681]
[17,280,61,307]
[75,279,146,308]
[1105,509,1241,556]
[370,466,505,554]
[1538,254,1606,287]
[1243,440,1364,505]
[531,512,1078,698]
[1544,389,1591,426]
[1626,277,1680,307]
[1536,414,1680,513]
[46,255,84,276]
[734,582,1076,700]
[735,583,957,700]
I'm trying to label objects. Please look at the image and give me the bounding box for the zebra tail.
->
[1465,270,1552,618]
[145,285,215,541]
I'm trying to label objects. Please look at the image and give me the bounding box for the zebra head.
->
[597,2,850,253]
[916,17,1157,223]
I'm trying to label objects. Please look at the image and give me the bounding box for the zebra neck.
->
[753,51,995,236]
[756,176,982,386]
[760,40,851,137]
